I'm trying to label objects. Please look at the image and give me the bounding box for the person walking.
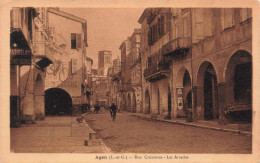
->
[110,103,117,122]
[94,102,100,114]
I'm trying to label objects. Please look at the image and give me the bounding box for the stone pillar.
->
[21,68,35,123]
[217,82,228,124]
[192,86,198,121]
[35,93,45,120]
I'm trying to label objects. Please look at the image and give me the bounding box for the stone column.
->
[192,86,198,121]
[217,82,228,124]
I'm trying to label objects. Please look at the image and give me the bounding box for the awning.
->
[10,29,32,65]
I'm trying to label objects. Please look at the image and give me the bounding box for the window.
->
[221,9,234,29]
[240,8,252,22]
[71,33,81,49]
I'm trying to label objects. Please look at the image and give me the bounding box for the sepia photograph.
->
[1,1,260,163]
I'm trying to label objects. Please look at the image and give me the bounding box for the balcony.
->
[144,52,171,82]
[162,37,190,60]
[34,41,54,69]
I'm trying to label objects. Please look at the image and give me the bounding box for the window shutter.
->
[204,9,213,37]
[183,19,188,37]
[76,33,81,49]
[161,16,165,35]
[71,33,76,49]
[224,8,234,28]
[71,58,77,74]
[195,8,204,39]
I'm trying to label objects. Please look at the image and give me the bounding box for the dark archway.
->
[183,70,192,109]
[197,61,219,120]
[203,63,218,120]
[122,94,126,111]
[132,93,136,113]
[44,88,72,116]
[145,90,150,114]
[127,93,131,112]
[225,50,252,122]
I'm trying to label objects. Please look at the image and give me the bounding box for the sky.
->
[60,8,144,69]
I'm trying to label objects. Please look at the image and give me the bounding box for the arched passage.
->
[225,50,252,122]
[44,88,72,116]
[176,68,192,117]
[145,90,150,114]
[132,93,136,113]
[122,94,126,111]
[127,93,131,111]
[35,74,44,120]
[197,61,219,120]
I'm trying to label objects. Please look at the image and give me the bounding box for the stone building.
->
[98,50,112,76]
[108,57,121,108]
[43,8,88,116]
[119,29,142,112]
[138,8,252,124]
[10,7,54,126]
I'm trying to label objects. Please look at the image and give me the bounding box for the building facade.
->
[118,29,142,112]
[10,7,54,126]
[98,50,112,76]
[139,8,252,124]
[43,8,88,116]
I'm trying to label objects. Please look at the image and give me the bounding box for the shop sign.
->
[10,49,31,65]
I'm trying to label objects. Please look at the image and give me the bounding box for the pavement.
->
[10,111,252,153]
[130,112,252,136]
[10,116,111,153]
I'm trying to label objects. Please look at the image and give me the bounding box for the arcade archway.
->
[132,93,136,113]
[197,61,219,120]
[225,50,252,122]
[44,88,72,116]
[127,93,131,111]
[145,90,150,114]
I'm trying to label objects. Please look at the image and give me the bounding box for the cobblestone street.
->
[83,110,252,153]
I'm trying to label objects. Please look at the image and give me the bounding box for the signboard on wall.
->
[10,49,32,65]
[177,88,183,110]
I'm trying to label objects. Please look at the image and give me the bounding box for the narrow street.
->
[83,110,252,154]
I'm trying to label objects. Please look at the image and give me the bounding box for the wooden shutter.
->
[223,8,234,29]
[76,33,81,49]
[71,33,76,49]
[71,58,77,74]
[183,18,189,37]
[204,9,213,37]
[195,8,204,39]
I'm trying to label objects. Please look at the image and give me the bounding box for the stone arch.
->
[197,61,219,120]
[224,50,252,122]
[35,73,44,120]
[176,67,192,117]
[176,67,192,88]
[44,88,72,116]
[132,93,136,113]
[122,93,126,111]
[145,89,150,114]
[127,93,131,111]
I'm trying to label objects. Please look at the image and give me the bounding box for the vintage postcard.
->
[0,0,259,162]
